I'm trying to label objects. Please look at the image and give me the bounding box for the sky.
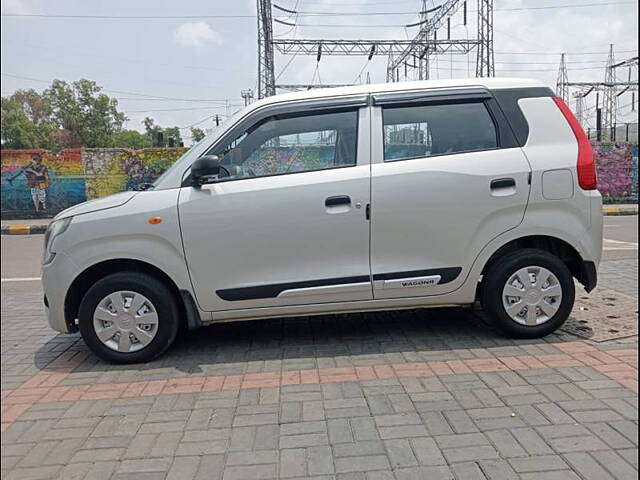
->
[1,0,638,143]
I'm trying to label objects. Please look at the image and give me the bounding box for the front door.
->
[178,105,373,312]
[369,93,532,299]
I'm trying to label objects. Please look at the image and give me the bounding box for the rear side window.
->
[382,102,498,161]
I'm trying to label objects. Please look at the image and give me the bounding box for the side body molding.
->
[216,267,462,302]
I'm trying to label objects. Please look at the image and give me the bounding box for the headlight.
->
[43,217,72,265]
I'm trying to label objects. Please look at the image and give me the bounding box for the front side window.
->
[383,102,497,162]
[211,110,358,180]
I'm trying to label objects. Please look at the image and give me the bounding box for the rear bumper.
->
[580,260,598,293]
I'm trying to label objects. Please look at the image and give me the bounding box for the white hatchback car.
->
[42,78,603,363]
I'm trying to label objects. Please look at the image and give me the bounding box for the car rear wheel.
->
[481,249,575,338]
[78,272,179,363]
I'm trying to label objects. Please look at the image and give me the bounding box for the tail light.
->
[552,96,597,190]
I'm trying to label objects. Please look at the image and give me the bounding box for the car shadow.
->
[33,306,578,375]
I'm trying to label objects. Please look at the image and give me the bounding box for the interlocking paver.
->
[509,454,570,473]
[334,454,390,473]
[591,450,639,480]
[1,280,638,480]
[280,432,329,448]
[564,452,617,480]
[166,456,201,480]
[328,418,354,444]
[410,437,446,466]
[279,448,306,478]
[307,445,334,475]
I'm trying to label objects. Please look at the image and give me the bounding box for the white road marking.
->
[1,277,41,283]
[603,238,639,251]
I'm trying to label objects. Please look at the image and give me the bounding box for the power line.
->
[177,114,222,130]
[1,49,227,93]
[0,73,236,103]
[493,1,636,11]
[4,40,229,73]
[287,1,638,14]
[1,2,635,19]
[495,49,637,56]
[126,106,230,113]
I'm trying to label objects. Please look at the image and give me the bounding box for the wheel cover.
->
[92,290,159,353]
[501,266,563,326]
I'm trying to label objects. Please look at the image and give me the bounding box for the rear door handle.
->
[490,178,516,190]
[325,195,351,207]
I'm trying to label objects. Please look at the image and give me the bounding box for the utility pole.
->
[574,90,585,126]
[259,0,487,92]
[418,0,429,81]
[556,53,569,102]
[603,44,617,141]
[257,0,275,98]
[386,0,478,82]
[631,67,636,112]
[476,0,495,77]
[557,50,638,135]
[596,92,602,142]
[241,89,254,106]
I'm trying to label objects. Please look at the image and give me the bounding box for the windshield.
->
[151,137,209,188]
[151,104,251,189]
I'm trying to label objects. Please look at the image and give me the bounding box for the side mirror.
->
[191,155,221,187]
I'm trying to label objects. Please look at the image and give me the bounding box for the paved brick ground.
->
[1,283,637,480]
[599,260,639,298]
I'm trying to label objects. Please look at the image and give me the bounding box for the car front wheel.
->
[78,272,180,363]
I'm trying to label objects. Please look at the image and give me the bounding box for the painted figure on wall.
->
[83,148,187,200]
[1,149,86,219]
[5,153,50,214]
[123,155,163,191]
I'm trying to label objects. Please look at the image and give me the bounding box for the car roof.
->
[249,77,548,111]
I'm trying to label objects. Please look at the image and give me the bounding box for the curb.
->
[603,206,639,216]
[1,224,48,235]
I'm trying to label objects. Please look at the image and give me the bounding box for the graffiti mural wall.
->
[593,142,639,203]
[1,148,186,219]
[83,148,187,200]
[1,149,86,219]
[1,143,638,219]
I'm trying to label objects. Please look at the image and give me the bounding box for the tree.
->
[143,117,183,147]
[163,126,183,146]
[112,129,152,148]
[74,79,126,147]
[1,89,56,149]
[45,79,126,149]
[1,79,188,150]
[190,127,206,144]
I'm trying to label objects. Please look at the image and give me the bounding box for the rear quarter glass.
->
[491,87,554,146]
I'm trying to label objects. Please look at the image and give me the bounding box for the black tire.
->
[78,272,180,364]
[481,248,575,338]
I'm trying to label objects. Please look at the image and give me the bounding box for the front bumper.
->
[42,251,79,333]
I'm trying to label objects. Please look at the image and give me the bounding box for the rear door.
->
[369,88,532,299]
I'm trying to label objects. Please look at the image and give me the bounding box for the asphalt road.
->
[1,215,637,284]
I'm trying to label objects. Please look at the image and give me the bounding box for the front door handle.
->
[325,195,351,207]
[490,178,516,190]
